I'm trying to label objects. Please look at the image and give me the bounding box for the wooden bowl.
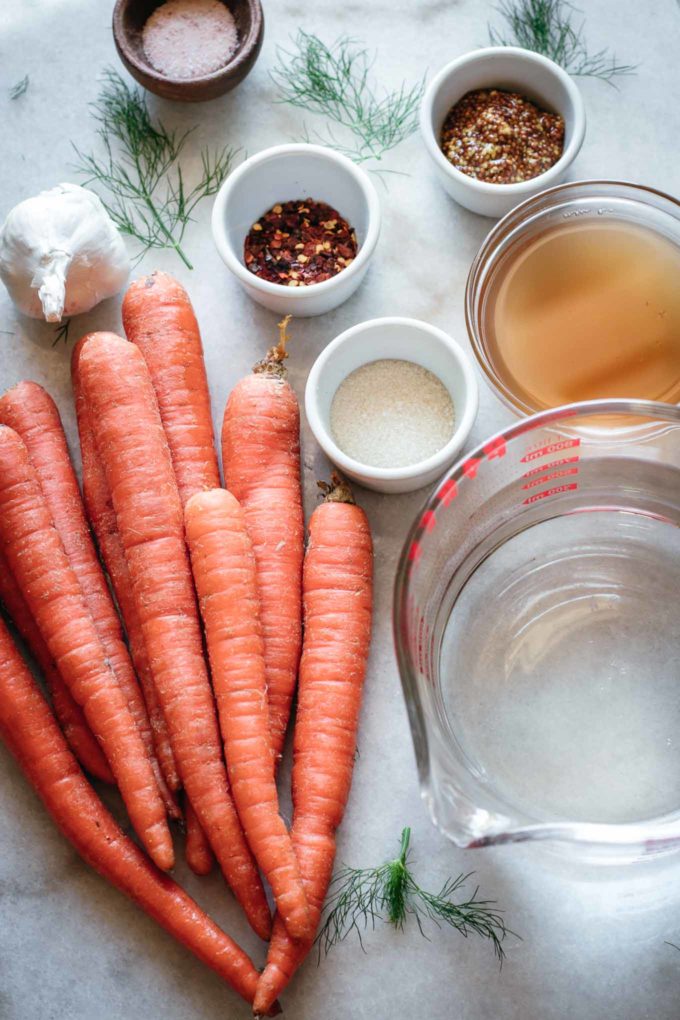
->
[112,0,264,102]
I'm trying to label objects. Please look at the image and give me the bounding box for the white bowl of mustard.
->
[421,47,586,218]
[305,318,479,494]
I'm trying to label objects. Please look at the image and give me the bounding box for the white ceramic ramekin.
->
[211,143,381,317]
[305,318,479,494]
[420,47,586,218]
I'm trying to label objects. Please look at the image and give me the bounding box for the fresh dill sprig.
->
[270,32,424,166]
[52,319,71,346]
[73,69,238,270]
[488,0,637,84]
[317,827,511,962]
[9,75,29,100]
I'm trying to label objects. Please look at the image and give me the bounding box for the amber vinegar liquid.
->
[485,219,680,409]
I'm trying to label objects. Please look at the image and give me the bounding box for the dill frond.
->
[488,0,637,84]
[9,75,29,100]
[73,70,238,269]
[52,319,71,346]
[317,827,511,962]
[270,32,424,165]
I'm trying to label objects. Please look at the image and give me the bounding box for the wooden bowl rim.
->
[112,0,264,88]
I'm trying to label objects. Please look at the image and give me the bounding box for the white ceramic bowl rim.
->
[420,46,586,197]
[211,143,381,299]
[306,317,480,482]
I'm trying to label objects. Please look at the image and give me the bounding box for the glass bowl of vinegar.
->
[466,180,680,416]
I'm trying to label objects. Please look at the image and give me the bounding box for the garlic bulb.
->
[0,183,130,323]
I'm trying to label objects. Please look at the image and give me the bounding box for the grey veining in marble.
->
[2,1,680,1018]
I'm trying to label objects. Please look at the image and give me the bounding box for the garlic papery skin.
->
[0,183,130,323]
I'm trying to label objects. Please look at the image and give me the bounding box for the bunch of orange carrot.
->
[0,271,373,1014]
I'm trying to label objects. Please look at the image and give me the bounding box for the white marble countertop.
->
[2,2,680,1018]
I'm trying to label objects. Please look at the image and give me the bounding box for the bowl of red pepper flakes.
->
[211,143,381,316]
[244,199,358,288]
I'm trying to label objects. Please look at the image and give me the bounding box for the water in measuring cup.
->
[439,509,680,825]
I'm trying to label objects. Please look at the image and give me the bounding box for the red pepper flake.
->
[440,88,565,184]
[243,198,358,287]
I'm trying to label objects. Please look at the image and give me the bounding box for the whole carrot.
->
[0,618,278,1015]
[77,333,270,940]
[254,476,373,1014]
[71,338,181,802]
[221,318,304,761]
[0,426,173,869]
[0,550,113,784]
[73,359,214,857]
[121,276,220,862]
[74,334,213,865]
[0,381,175,815]
[122,271,220,505]
[185,488,312,940]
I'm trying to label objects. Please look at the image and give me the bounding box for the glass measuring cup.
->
[394,400,680,860]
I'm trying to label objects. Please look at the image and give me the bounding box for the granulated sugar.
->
[142,0,239,79]
[330,359,455,469]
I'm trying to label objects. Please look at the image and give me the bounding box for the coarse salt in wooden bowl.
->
[112,0,264,102]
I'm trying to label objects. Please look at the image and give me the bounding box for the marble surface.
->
[2,2,680,1018]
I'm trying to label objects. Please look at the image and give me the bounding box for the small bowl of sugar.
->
[305,318,479,494]
[113,0,264,102]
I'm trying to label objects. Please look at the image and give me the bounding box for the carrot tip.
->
[253,911,273,942]
[253,964,286,1016]
[152,844,176,872]
[253,1002,282,1019]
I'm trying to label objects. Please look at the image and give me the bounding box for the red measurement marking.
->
[484,436,507,460]
[416,613,427,676]
[462,456,482,479]
[427,625,436,684]
[523,482,578,504]
[521,438,580,463]
[420,509,436,533]
[437,478,458,505]
[408,540,422,563]
[522,467,579,490]
[522,455,580,478]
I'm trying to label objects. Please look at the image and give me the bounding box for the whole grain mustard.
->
[440,88,565,184]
